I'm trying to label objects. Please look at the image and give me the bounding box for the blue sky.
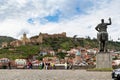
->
[0,0,120,41]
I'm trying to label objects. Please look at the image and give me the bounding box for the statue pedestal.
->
[96,52,112,68]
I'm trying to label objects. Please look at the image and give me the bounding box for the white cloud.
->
[0,0,120,41]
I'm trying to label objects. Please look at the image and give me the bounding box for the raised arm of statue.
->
[107,17,112,25]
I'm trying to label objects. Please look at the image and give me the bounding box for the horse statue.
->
[95,18,112,52]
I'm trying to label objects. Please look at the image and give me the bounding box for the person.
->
[8,61,11,69]
[27,61,33,69]
[64,62,67,69]
[39,61,42,69]
[40,61,44,69]
[45,62,48,70]
[95,18,112,52]
[50,62,55,69]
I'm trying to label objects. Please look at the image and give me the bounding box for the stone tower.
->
[21,32,29,45]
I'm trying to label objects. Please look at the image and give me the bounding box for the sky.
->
[0,0,120,41]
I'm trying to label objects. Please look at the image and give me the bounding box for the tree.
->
[56,52,67,59]
[60,42,71,50]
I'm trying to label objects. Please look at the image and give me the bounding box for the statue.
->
[95,18,112,52]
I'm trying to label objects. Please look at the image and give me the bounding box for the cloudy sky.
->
[0,0,120,41]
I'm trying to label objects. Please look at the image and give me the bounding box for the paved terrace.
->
[0,70,112,80]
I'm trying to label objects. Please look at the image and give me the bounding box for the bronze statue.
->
[95,18,112,52]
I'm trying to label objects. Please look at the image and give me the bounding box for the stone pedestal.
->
[96,52,112,68]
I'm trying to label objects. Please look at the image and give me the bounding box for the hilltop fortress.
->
[7,32,66,47]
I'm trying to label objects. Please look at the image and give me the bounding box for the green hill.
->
[0,36,120,60]
[0,36,16,46]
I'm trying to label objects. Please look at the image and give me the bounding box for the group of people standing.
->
[39,62,55,70]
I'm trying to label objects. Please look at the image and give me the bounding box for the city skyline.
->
[0,0,120,41]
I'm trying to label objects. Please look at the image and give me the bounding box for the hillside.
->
[0,36,16,46]
[0,36,120,60]
[42,37,120,51]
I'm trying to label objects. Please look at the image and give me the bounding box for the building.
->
[10,33,30,47]
[10,40,23,47]
[9,32,66,47]
[2,42,8,48]
[30,32,66,44]
[21,32,30,45]
[75,50,81,64]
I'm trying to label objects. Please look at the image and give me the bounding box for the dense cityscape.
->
[0,32,120,70]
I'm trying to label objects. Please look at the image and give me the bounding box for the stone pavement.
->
[0,69,112,80]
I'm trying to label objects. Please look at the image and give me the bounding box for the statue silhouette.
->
[95,18,112,52]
